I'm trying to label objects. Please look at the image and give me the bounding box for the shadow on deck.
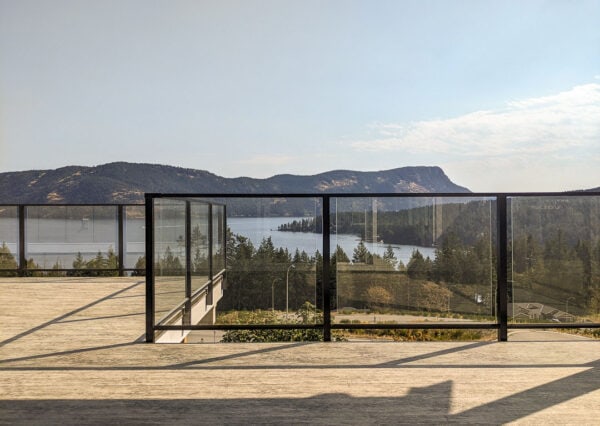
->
[1,278,598,424]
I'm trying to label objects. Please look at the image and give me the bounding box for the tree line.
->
[0,242,123,276]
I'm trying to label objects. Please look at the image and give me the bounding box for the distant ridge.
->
[0,162,470,204]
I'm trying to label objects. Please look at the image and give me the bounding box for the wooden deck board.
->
[1,278,599,425]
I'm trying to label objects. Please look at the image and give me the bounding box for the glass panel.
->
[0,206,19,275]
[125,205,145,271]
[509,196,600,324]
[153,199,187,325]
[332,197,496,331]
[25,206,118,272]
[211,197,322,333]
[212,205,225,275]
[190,201,210,294]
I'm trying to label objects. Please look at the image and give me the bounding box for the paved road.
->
[508,329,593,341]
[334,313,477,323]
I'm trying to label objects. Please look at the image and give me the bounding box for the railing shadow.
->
[0,280,144,347]
[2,336,598,423]
[453,358,600,423]
[1,361,598,425]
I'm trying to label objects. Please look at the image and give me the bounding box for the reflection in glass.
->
[332,197,496,326]
[212,205,225,274]
[509,196,600,324]
[213,197,321,326]
[0,206,19,274]
[190,202,210,294]
[25,206,118,271]
[125,205,145,270]
[153,199,186,324]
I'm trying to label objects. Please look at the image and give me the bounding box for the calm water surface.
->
[0,217,435,268]
[227,217,435,265]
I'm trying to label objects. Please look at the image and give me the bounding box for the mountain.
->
[0,162,469,204]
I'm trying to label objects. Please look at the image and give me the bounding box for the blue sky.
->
[1,0,599,191]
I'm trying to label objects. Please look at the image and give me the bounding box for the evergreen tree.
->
[0,242,17,268]
[132,255,146,276]
[160,246,184,275]
[72,252,86,269]
[334,245,350,263]
[0,242,18,276]
[433,233,462,283]
[192,247,208,275]
[48,260,64,277]
[106,247,118,270]
[407,249,431,280]
[383,244,397,269]
[352,241,373,264]
[575,240,592,290]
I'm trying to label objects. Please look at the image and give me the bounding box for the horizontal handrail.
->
[144,191,600,199]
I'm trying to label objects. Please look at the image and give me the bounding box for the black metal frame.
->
[0,203,145,275]
[144,191,600,343]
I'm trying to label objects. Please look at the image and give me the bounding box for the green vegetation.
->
[221,201,600,334]
[510,228,600,317]
[276,198,600,320]
[220,302,346,342]
[337,328,496,342]
[131,256,146,276]
[0,242,18,276]
[67,248,119,276]
[221,230,316,312]
[0,242,122,277]
[278,200,493,246]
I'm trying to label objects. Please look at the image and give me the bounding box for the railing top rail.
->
[0,203,144,207]
[144,191,600,199]
[144,195,226,207]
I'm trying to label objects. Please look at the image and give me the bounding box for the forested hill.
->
[0,162,469,204]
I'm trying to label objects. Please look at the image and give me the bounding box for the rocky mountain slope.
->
[0,162,470,204]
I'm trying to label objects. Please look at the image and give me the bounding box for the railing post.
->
[184,201,192,325]
[117,205,124,277]
[497,195,508,342]
[322,196,331,342]
[223,205,227,291]
[18,205,26,276]
[207,203,213,307]
[145,195,155,343]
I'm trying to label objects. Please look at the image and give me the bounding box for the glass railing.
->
[145,192,600,343]
[332,196,496,328]
[0,204,144,276]
[148,197,228,342]
[0,206,18,276]
[509,196,600,325]
[153,198,187,325]
[3,194,599,343]
[125,205,145,270]
[199,196,321,327]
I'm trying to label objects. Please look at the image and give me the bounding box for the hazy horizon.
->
[1,0,599,192]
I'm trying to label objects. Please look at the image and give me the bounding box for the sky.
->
[0,0,599,192]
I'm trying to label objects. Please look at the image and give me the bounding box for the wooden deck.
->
[1,278,599,425]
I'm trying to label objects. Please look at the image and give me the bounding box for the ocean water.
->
[0,216,435,268]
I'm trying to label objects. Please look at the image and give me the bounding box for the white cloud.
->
[351,83,600,160]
